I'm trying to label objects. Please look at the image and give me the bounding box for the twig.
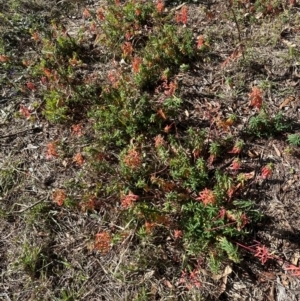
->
[0,126,42,139]
[13,195,49,213]
[205,221,237,232]
[227,0,245,60]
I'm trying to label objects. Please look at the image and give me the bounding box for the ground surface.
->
[1,0,300,300]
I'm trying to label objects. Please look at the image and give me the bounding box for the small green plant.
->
[287,133,300,147]
[19,241,42,277]
[181,175,260,262]
[248,110,292,137]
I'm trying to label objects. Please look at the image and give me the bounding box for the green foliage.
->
[287,133,300,147]
[91,83,155,146]
[214,171,233,201]
[218,237,240,263]
[181,167,261,261]
[135,24,195,88]
[43,89,68,122]
[2,0,288,293]
[169,152,208,190]
[208,253,222,274]
[209,141,221,158]
[26,0,263,272]
[187,127,206,152]
[0,165,18,194]
[18,242,41,277]
[101,0,156,49]
[248,110,293,137]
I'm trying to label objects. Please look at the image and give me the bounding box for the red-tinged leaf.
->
[97,8,105,21]
[46,142,59,159]
[175,5,188,25]
[90,21,97,32]
[197,36,204,49]
[164,81,177,96]
[156,0,164,13]
[145,221,156,233]
[73,153,85,166]
[193,149,200,160]
[121,41,133,57]
[254,245,270,265]
[157,108,166,120]
[43,68,52,78]
[132,57,142,73]
[83,8,91,19]
[196,188,216,206]
[228,146,241,154]
[120,191,139,209]
[94,232,111,254]
[31,32,40,42]
[208,154,215,165]
[19,105,31,118]
[0,55,10,62]
[71,124,83,136]
[52,189,66,206]
[41,76,47,84]
[26,82,35,91]
[174,230,183,239]
[79,196,96,212]
[283,263,300,276]
[230,158,241,172]
[261,164,273,179]
[249,86,263,110]
[164,123,173,133]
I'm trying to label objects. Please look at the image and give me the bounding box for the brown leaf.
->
[0,55,10,62]
[281,39,296,48]
[164,123,173,133]
[164,279,173,289]
[279,96,295,110]
[282,179,296,191]
[46,142,59,159]
[272,143,281,157]
[221,45,244,68]
[248,149,259,158]
[219,265,232,295]
[212,265,232,281]
[291,252,300,266]
[157,108,166,120]
[73,153,85,166]
[243,171,255,180]
[71,124,83,136]
[52,189,66,206]
[216,118,234,131]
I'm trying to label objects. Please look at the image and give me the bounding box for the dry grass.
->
[1,0,300,300]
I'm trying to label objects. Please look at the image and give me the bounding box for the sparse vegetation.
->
[1,0,300,300]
